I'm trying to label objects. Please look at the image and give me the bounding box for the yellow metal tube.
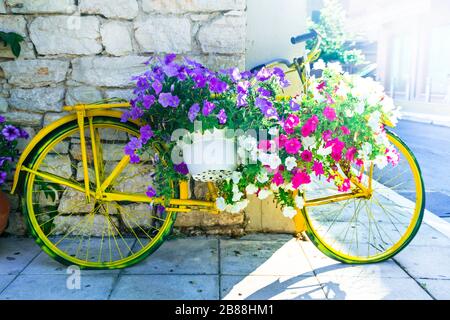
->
[77,111,91,202]
[100,155,130,192]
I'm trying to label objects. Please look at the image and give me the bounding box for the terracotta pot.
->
[0,191,11,235]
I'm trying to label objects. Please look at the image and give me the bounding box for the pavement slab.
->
[416,279,450,300]
[0,237,41,275]
[0,274,117,300]
[221,275,326,300]
[109,275,219,300]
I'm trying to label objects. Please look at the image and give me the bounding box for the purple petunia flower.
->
[236,93,247,107]
[0,171,7,185]
[164,53,177,65]
[237,80,250,94]
[0,116,5,123]
[188,103,200,122]
[240,71,252,79]
[290,100,300,111]
[258,87,272,97]
[256,67,272,82]
[2,125,20,141]
[162,63,180,78]
[202,101,216,117]
[19,128,29,139]
[136,77,150,91]
[121,111,131,123]
[152,80,163,95]
[209,77,228,94]
[0,157,12,167]
[142,95,156,109]
[217,109,227,124]
[130,106,144,120]
[129,154,140,164]
[256,97,278,118]
[146,185,157,198]
[191,69,207,89]
[158,92,180,108]
[140,125,154,144]
[174,162,189,175]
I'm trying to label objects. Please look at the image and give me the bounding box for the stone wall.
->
[0,0,297,236]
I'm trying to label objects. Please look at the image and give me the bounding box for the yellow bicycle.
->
[10,30,424,269]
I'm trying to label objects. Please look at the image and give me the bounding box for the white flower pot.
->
[181,129,237,181]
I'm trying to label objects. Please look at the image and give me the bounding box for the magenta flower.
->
[258,140,272,151]
[158,92,180,108]
[345,147,357,162]
[285,138,301,155]
[326,138,346,162]
[146,185,157,198]
[274,134,288,148]
[301,150,313,162]
[174,162,189,175]
[188,103,200,122]
[312,161,324,176]
[283,114,300,134]
[301,115,319,137]
[323,106,337,121]
[292,171,311,189]
[338,179,351,192]
[202,101,216,116]
[217,109,227,124]
[209,77,228,94]
[341,126,350,135]
[322,130,333,141]
[316,81,326,91]
[140,125,154,144]
[2,125,20,141]
[272,172,284,186]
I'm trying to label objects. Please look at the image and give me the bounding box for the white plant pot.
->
[181,130,237,181]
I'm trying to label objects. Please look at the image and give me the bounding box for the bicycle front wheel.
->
[22,116,177,269]
[303,131,425,263]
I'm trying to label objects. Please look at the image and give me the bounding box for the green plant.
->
[0,31,24,58]
[306,0,366,66]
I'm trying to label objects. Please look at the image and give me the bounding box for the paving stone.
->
[0,237,41,275]
[417,279,450,300]
[123,237,218,275]
[0,274,116,300]
[109,275,219,299]
[220,239,314,276]
[0,275,14,292]
[408,223,450,247]
[300,240,412,279]
[221,275,325,300]
[394,245,450,279]
[317,275,432,300]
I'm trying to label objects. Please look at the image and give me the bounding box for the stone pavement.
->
[0,210,449,300]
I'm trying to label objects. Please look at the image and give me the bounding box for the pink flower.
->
[284,138,301,155]
[301,150,312,162]
[312,161,324,176]
[322,130,333,141]
[326,138,345,162]
[301,115,319,137]
[292,171,311,189]
[274,134,288,148]
[323,106,337,121]
[316,81,326,91]
[338,179,351,192]
[326,94,335,105]
[283,114,300,134]
[272,172,284,186]
[341,126,350,135]
[258,140,272,151]
[345,147,357,162]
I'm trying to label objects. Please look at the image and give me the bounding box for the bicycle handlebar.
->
[290,29,318,45]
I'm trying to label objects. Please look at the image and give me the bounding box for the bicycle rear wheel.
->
[22,116,177,269]
[303,131,425,263]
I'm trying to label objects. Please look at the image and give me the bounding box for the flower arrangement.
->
[0,116,29,187]
[123,54,401,217]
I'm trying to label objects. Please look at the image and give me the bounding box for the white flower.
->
[270,183,280,191]
[282,206,297,219]
[355,101,365,115]
[295,195,305,209]
[245,184,258,195]
[231,171,242,184]
[317,145,332,156]
[285,157,297,171]
[374,155,388,169]
[368,111,382,132]
[256,170,269,183]
[367,95,381,106]
[239,135,257,152]
[269,127,279,136]
[335,82,349,97]
[259,152,280,170]
[283,183,296,191]
[230,200,249,214]
[216,197,227,211]
[327,62,343,74]
[313,59,326,70]
[232,184,243,202]
[345,109,354,117]
[302,136,316,149]
[358,142,373,160]
[258,189,272,200]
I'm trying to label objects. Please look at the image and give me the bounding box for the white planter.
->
[181,129,237,182]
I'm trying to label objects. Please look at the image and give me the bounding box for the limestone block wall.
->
[0,0,297,236]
